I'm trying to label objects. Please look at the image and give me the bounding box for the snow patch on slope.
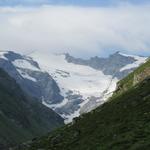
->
[119,52,147,72]
[62,110,80,124]
[17,69,37,82]
[42,98,68,109]
[0,51,8,60]
[13,59,40,71]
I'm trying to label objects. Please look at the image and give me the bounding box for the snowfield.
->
[30,52,118,123]
[31,52,115,96]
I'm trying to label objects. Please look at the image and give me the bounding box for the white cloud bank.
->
[0,4,150,57]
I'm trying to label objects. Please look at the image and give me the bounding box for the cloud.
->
[0,4,150,57]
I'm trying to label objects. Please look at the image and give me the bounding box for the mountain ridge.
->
[0,50,147,123]
[65,51,147,79]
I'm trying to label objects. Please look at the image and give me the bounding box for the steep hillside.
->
[116,58,150,94]
[0,68,64,149]
[17,59,150,150]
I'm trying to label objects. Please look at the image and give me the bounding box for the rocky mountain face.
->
[0,51,147,123]
[0,68,64,150]
[65,51,146,79]
[0,51,63,104]
[15,58,150,150]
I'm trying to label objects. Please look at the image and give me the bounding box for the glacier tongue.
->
[30,52,118,123]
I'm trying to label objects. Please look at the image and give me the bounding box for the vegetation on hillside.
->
[0,68,64,149]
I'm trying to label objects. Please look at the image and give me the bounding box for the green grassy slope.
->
[116,59,150,93]
[0,68,64,149]
[19,59,150,150]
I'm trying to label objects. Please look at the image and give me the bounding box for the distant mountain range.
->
[0,50,147,123]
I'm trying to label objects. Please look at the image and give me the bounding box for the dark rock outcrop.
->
[65,52,139,79]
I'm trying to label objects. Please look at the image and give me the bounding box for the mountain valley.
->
[0,51,147,123]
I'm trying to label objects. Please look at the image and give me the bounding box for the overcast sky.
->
[0,0,150,57]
